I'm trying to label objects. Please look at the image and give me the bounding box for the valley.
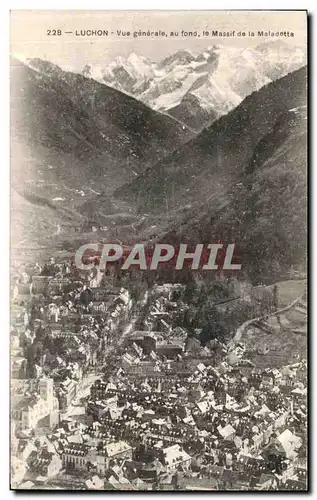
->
[11,49,307,288]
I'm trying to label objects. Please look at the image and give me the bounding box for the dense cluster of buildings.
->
[10,259,307,490]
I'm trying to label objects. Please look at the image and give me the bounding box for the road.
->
[63,372,102,419]
[106,290,149,354]
[231,290,305,346]
[63,290,149,418]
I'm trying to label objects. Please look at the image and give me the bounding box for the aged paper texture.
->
[10,10,307,491]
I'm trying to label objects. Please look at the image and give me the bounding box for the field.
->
[241,281,307,369]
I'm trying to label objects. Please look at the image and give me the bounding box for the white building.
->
[161,444,191,472]
[17,378,59,431]
[96,441,133,476]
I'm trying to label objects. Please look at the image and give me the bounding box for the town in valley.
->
[10,10,308,492]
[11,256,307,491]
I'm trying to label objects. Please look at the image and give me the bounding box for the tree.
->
[184,280,198,304]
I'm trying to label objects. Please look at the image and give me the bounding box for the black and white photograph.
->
[9,9,308,491]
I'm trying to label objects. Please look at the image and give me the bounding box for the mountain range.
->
[81,41,306,131]
[11,57,192,197]
[11,55,307,283]
[115,66,307,283]
[10,57,193,251]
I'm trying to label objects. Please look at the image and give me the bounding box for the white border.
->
[2,1,315,498]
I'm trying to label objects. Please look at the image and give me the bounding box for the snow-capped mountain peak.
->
[80,42,306,131]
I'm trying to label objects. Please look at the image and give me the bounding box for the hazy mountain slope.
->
[11,58,192,197]
[10,189,84,249]
[161,105,307,283]
[256,40,306,80]
[115,66,307,216]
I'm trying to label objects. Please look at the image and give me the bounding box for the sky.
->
[10,10,307,70]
